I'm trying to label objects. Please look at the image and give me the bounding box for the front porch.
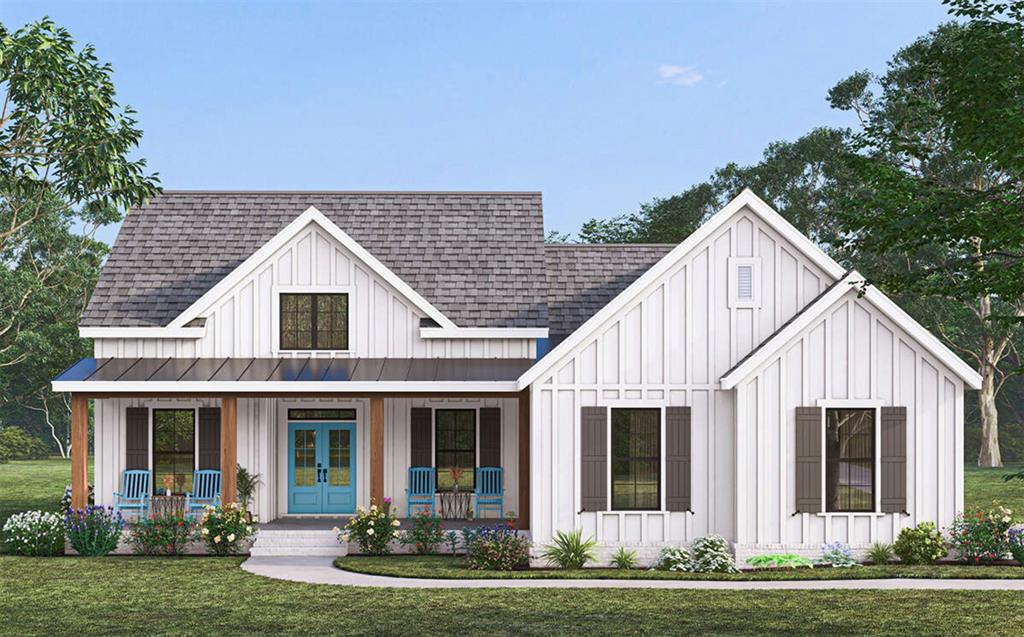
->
[58,362,533,533]
[260,516,516,531]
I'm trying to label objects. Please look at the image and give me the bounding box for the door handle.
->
[316,463,324,483]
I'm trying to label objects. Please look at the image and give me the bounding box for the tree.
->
[0,18,159,450]
[831,11,1024,467]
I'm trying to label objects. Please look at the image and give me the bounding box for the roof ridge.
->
[155,189,543,196]
[544,243,677,248]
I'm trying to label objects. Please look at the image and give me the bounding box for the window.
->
[152,409,195,495]
[825,408,875,512]
[279,293,349,350]
[611,408,661,510]
[435,409,475,491]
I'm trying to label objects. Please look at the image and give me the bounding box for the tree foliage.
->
[0,18,159,451]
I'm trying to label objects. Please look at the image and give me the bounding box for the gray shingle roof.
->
[544,243,675,344]
[83,191,548,328]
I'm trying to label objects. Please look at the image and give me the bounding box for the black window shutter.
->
[479,407,501,468]
[125,407,149,470]
[580,406,608,512]
[198,407,221,470]
[880,406,907,513]
[410,407,432,467]
[795,406,823,513]
[665,406,691,512]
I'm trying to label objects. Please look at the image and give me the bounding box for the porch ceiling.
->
[52,357,534,396]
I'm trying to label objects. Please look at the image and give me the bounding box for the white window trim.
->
[271,285,354,356]
[605,405,666,513]
[815,399,884,517]
[728,256,761,308]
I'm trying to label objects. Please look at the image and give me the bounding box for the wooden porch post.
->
[518,388,530,530]
[370,397,384,507]
[221,397,237,505]
[71,395,89,510]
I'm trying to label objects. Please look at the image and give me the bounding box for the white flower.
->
[201,528,209,535]
[393,530,401,538]
[332,526,340,533]
[392,519,400,527]
[341,533,350,542]
[366,528,375,536]
[214,535,221,543]
[227,533,236,542]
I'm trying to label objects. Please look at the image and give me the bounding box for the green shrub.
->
[337,503,400,555]
[400,512,444,554]
[745,553,813,569]
[866,542,895,564]
[196,503,255,555]
[818,541,859,568]
[947,503,1013,564]
[542,529,598,569]
[64,505,124,556]
[444,530,460,555]
[466,525,530,571]
[656,546,693,571]
[610,546,639,569]
[893,522,948,565]
[2,511,64,556]
[657,535,737,573]
[0,427,49,463]
[128,511,194,556]
[1008,527,1024,564]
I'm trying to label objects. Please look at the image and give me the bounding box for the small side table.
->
[150,495,187,517]
[438,490,472,520]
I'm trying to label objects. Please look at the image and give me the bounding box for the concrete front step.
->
[250,529,347,557]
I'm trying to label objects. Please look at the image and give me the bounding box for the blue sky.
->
[5,1,951,243]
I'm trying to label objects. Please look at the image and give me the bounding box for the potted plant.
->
[236,465,261,522]
[505,510,517,529]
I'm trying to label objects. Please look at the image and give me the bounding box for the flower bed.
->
[335,554,1024,580]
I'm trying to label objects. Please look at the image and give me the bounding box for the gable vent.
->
[737,265,754,300]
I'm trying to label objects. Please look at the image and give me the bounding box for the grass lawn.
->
[0,458,91,531]
[4,556,1024,636]
[965,462,1023,512]
[335,554,1023,580]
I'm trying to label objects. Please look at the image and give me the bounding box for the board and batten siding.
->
[92,221,535,360]
[93,397,277,518]
[94,395,519,521]
[732,289,964,555]
[530,207,834,550]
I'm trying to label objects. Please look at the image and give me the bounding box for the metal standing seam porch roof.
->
[53,357,535,394]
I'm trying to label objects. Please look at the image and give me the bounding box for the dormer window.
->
[728,257,761,308]
[280,293,349,350]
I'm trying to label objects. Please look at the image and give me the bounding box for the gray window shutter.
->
[880,406,907,513]
[795,406,823,513]
[665,406,691,512]
[198,408,221,470]
[125,407,149,470]
[479,407,501,468]
[580,406,608,512]
[410,407,432,467]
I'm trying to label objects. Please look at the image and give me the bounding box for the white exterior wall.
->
[94,395,519,521]
[92,221,535,359]
[530,207,834,554]
[732,290,964,559]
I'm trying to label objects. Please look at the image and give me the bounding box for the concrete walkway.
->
[241,556,1024,590]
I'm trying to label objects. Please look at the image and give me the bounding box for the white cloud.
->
[657,64,703,87]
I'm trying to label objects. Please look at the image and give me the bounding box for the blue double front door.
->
[288,422,356,514]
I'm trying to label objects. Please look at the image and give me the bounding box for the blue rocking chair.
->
[113,470,151,519]
[475,467,504,519]
[185,469,222,516]
[406,467,436,517]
